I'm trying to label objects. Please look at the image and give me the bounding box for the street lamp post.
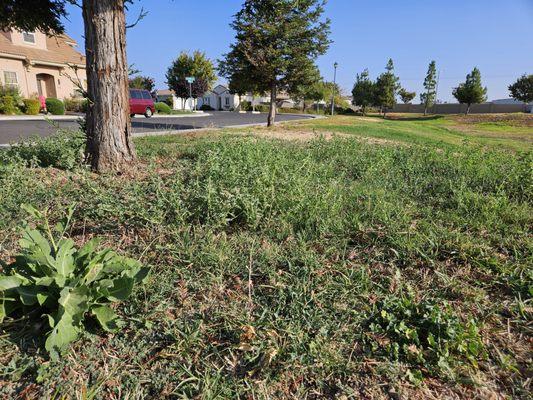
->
[331,62,338,116]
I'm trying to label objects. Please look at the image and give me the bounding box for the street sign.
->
[186,77,196,84]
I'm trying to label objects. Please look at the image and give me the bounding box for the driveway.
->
[0,112,315,145]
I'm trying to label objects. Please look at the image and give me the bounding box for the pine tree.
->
[219,0,331,127]
[375,59,400,117]
[420,61,437,115]
[398,88,416,104]
[452,67,487,115]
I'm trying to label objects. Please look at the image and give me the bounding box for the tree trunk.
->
[466,104,470,115]
[82,0,135,173]
[424,106,427,116]
[267,83,277,127]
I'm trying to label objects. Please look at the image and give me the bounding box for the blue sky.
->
[63,0,533,102]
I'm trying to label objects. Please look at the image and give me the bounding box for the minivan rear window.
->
[130,89,142,99]
[141,91,152,100]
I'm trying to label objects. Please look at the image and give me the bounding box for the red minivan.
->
[129,89,155,118]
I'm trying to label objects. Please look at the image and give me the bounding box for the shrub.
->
[45,98,65,115]
[0,204,149,358]
[240,100,251,111]
[155,102,172,114]
[365,295,486,379]
[22,98,40,115]
[0,95,17,115]
[255,104,270,113]
[164,97,174,108]
[0,129,85,170]
[0,84,22,107]
[64,97,88,113]
[200,104,214,111]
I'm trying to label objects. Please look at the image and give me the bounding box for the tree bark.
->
[466,104,471,115]
[83,0,135,173]
[267,83,277,127]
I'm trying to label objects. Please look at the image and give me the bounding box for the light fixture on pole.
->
[331,62,338,116]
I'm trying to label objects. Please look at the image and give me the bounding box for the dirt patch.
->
[233,126,396,145]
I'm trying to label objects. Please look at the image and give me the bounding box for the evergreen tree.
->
[420,61,437,115]
[508,74,533,104]
[452,67,487,115]
[375,59,400,117]
[398,88,416,104]
[219,0,331,126]
[351,69,375,115]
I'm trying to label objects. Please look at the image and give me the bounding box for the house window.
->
[3,71,18,86]
[204,97,210,105]
[23,31,36,44]
[225,97,230,106]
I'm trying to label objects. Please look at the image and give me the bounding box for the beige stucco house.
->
[0,29,86,100]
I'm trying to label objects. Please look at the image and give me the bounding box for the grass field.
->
[0,114,532,399]
[275,113,532,151]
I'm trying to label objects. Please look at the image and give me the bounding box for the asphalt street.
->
[0,112,314,145]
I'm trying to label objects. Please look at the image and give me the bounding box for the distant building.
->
[157,84,271,111]
[0,29,86,99]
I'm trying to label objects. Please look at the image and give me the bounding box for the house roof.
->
[0,32,86,67]
[212,85,229,95]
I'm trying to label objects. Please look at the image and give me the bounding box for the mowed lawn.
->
[0,114,532,399]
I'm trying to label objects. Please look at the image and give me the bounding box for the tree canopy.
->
[398,88,416,104]
[0,0,70,34]
[166,51,216,97]
[508,74,533,103]
[452,67,487,114]
[219,0,331,126]
[129,75,155,92]
[375,59,400,116]
[352,69,375,114]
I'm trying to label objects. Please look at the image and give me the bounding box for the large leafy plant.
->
[0,204,149,358]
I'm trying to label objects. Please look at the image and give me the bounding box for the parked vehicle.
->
[129,89,155,118]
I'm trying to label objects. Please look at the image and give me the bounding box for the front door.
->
[217,96,222,111]
[36,74,57,98]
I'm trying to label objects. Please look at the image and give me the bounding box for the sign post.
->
[186,77,196,111]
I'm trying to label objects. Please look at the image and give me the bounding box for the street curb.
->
[0,115,82,122]
[132,115,317,138]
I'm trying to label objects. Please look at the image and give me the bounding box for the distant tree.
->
[352,69,375,115]
[398,88,416,104]
[420,60,437,115]
[219,0,331,127]
[228,73,249,111]
[375,58,400,117]
[288,64,322,112]
[508,74,533,103]
[129,75,155,93]
[452,67,487,115]
[166,51,216,99]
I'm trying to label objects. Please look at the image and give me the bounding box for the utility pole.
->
[331,62,338,116]
[434,70,441,113]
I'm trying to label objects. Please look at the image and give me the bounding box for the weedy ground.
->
[0,114,532,399]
